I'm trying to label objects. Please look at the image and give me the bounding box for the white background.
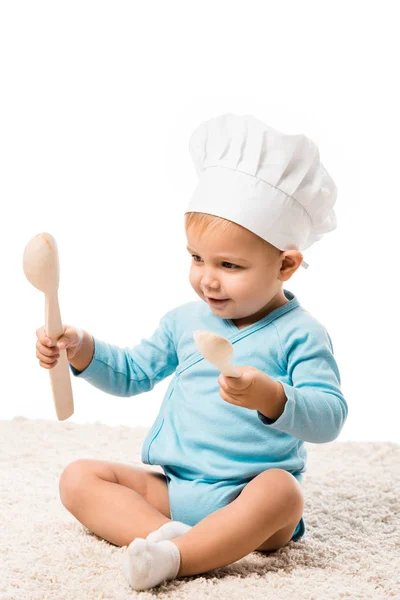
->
[1,1,398,442]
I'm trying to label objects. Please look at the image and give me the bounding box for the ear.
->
[280,250,303,279]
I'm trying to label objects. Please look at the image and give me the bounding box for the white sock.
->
[146,520,192,543]
[123,538,181,591]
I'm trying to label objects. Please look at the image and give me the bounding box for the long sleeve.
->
[69,311,179,397]
[257,323,348,443]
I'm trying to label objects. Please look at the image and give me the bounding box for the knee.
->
[59,459,93,508]
[258,469,304,515]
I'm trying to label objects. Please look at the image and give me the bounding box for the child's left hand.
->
[218,366,281,413]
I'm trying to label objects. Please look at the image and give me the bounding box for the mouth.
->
[207,297,230,307]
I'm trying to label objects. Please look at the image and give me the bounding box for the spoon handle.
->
[45,291,74,421]
[219,362,242,378]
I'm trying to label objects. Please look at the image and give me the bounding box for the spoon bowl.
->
[193,330,242,377]
[23,233,59,295]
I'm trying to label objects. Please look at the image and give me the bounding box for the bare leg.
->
[172,469,304,577]
[60,461,172,547]
[69,477,171,546]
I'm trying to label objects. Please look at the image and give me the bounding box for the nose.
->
[200,271,221,293]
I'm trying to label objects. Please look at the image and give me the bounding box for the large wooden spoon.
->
[22,233,74,421]
[193,330,242,377]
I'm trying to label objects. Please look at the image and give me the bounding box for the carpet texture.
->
[0,417,399,599]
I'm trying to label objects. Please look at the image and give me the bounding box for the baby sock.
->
[146,520,192,543]
[123,538,181,591]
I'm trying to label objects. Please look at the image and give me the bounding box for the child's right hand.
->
[36,325,84,369]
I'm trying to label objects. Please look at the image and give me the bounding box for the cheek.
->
[189,269,199,288]
[231,275,254,296]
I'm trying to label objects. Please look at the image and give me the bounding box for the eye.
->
[190,255,240,269]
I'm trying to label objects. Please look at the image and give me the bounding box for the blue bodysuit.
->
[70,289,348,542]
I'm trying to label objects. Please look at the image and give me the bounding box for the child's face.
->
[187,226,293,325]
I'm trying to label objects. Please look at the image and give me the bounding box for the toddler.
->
[35,113,348,591]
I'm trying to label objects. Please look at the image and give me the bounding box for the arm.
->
[257,323,348,443]
[255,374,287,421]
[69,311,178,397]
[69,330,95,372]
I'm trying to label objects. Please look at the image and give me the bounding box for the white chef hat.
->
[185,113,338,269]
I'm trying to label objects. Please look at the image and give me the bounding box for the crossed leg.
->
[170,468,304,577]
[60,460,304,582]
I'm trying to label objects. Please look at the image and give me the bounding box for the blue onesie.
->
[70,288,348,543]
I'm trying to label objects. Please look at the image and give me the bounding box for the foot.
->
[123,538,181,591]
[146,520,192,543]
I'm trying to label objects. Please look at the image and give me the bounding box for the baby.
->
[35,114,348,591]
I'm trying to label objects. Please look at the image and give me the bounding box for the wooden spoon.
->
[22,232,74,421]
[193,330,242,377]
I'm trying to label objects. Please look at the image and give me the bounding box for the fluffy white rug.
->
[0,417,399,599]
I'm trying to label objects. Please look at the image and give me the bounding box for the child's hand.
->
[35,324,84,369]
[218,366,282,414]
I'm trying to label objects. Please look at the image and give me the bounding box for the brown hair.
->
[184,212,281,258]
